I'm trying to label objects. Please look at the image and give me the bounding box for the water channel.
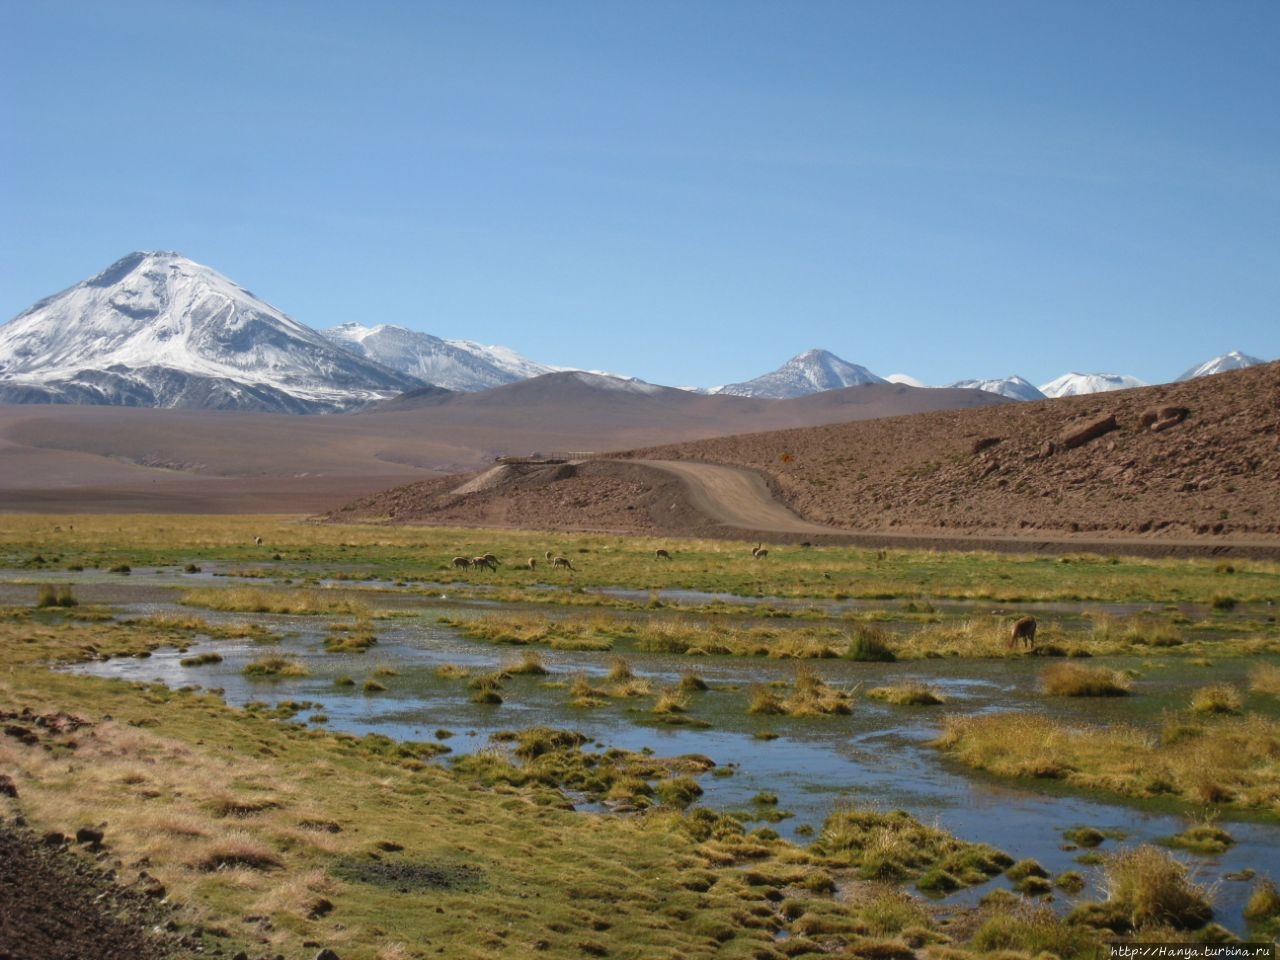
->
[14,563,1280,936]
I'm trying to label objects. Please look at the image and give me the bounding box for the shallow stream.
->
[48,570,1280,938]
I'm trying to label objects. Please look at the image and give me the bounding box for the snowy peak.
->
[0,252,422,412]
[322,322,557,392]
[1038,372,1148,398]
[716,348,888,399]
[1175,350,1265,381]
[947,376,1046,401]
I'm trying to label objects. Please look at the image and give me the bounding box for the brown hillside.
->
[0,374,1005,513]
[625,361,1280,543]
[337,362,1280,555]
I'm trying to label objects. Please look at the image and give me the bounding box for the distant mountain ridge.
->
[714,348,887,398]
[946,376,1046,401]
[1176,350,1265,381]
[0,252,1269,411]
[322,322,559,392]
[1038,372,1148,398]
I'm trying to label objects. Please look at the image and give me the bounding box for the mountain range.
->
[0,251,1267,412]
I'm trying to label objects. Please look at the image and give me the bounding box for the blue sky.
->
[2,0,1276,389]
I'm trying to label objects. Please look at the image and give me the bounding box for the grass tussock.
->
[815,807,1012,890]
[844,625,897,662]
[865,682,946,706]
[890,616,1018,659]
[935,711,1280,811]
[1089,612,1184,648]
[35,584,78,608]
[1163,820,1235,855]
[242,656,309,678]
[1244,878,1280,925]
[969,901,1097,956]
[1040,662,1132,697]
[1190,683,1243,715]
[1081,844,1214,931]
[325,617,378,652]
[179,651,223,667]
[181,586,369,617]
[1249,662,1280,697]
[748,666,852,717]
[447,613,616,651]
[503,650,549,676]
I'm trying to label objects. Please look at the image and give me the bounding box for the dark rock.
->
[1141,405,1189,430]
[0,774,17,798]
[315,950,342,960]
[76,826,105,846]
[4,724,39,746]
[971,436,1003,454]
[1058,414,1118,451]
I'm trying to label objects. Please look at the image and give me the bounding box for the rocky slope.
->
[629,360,1279,543]
[341,362,1280,552]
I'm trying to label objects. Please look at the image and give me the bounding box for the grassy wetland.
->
[2,515,1280,957]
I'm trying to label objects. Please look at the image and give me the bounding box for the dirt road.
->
[628,459,1280,559]
[634,459,837,536]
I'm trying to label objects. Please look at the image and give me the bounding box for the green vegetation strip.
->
[4,513,1279,605]
[933,711,1280,813]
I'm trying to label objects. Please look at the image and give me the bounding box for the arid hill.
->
[0,373,1005,513]
[334,362,1280,557]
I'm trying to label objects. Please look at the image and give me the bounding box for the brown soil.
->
[0,818,189,960]
[336,363,1280,559]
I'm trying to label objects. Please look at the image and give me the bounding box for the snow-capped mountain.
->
[947,376,1047,401]
[0,252,423,412]
[322,323,558,392]
[716,349,888,399]
[1038,372,1148,399]
[1175,350,1265,381]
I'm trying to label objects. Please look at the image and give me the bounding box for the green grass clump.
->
[1250,662,1280,696]
[1190,683,1243,715]
[813,807,1010,890]
[1244,878,1280,929]
[844,625,896,661]
[970,903,1097,956]
[1056,870,1087,893]
[1062,826,1107,848]
[1163,821,1235,855]
[865,682,945,705]
[503,650,549,676]
[179,652,223,667]
[934,711,1280,811]
[324,617,378,652]
[1040,662,1131,697]
[35,584,78,608]
[1089,845,1214,931]
[181,586,369,617]
[242,656,308,678]
[749,667,851,717]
